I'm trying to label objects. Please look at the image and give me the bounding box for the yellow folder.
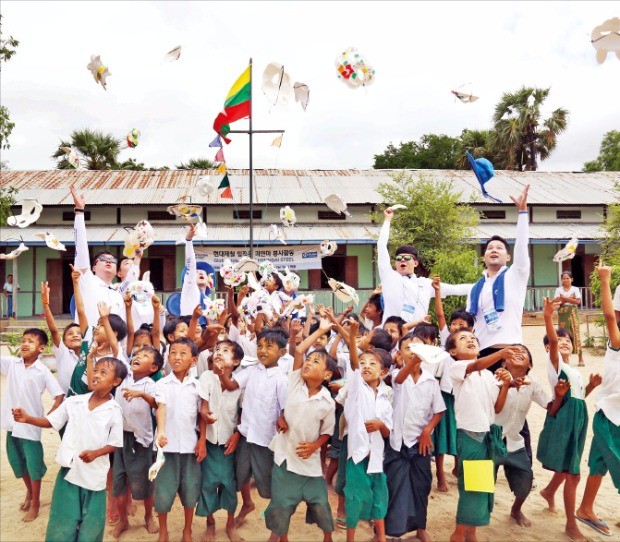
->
[463,460,495,493]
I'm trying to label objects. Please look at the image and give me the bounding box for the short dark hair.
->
[23,328,48,347]
[511,343,534,370]
[62,322,82,340]
[96,356,128,389]
[367,293,383,315]
[93,250,117,264]
[361,348,392,370]
[307,348,338,376]
[394,245,419,261]
[543,328,574,347]
[449,309,475,329]
[270,272,284,290]
[137,346,164,372]
[369,328,393,351]
[217,339,244,362]
[384,316,405,334]
[560,271,573,279]
[106,314,127,343]
[163,318,184,341]
[484,235,509,252]
[411,322,437,344]
[257,327,288,349]
[170,337,199,357]
[118,256,131,267]
[445,329,478,352]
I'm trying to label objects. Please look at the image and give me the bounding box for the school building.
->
[0,168,617,318]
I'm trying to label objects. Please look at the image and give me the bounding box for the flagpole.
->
[249,57,254,258]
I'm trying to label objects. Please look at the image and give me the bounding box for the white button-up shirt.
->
[596,344,620,425]
[548,359,585,400]
[53,342,79,394]
[198,370,242,445]
[270,369,335,477]
[47,393,123,491]
[390,368,445,451]
[1,356,64,441]
[450,359,501,432]
[233,363,288,447]
[494,377,548,452]
[115,373,157,447]
[154,372,201,453]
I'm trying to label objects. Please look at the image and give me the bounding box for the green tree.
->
[0,14,19,150]
[117,157,147,171]
[373,173,482,316]
[373,134,461,169]
[492,86,568,171]
[52,129,120,170]
[0,185,18,227]
[175,158,216,170]
[454,129,501,169]
[583,130,620,172]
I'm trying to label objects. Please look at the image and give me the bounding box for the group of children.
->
[2,234,619,542]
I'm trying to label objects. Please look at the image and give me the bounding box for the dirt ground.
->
[1,324,618,542]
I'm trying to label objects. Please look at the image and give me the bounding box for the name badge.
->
[402,304,415,315]
[483,308,502,333]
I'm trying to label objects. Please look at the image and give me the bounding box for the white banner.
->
[195,245,323,271]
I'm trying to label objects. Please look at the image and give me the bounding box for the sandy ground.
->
[1,324,619,542]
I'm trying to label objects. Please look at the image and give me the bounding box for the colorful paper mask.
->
[328,277,359,304]
[553,236,579,263]
[86,55,110,90]
[335,47,375,89]
[280,206,297,227]
[320,240,338,257]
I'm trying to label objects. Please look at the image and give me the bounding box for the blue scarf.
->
[467,267,508,315]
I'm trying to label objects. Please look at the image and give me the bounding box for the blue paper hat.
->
[466,151,501,203]
[181,261,215,296]
[165,292,182,317]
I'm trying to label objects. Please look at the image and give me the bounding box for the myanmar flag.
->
[213,65,251,144]
[218,173,233,199]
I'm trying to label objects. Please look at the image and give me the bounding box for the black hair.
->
[170,337,199,357]
[411,322,437,344]
[383,316,405,335]
[445,329,478,353]
[23,328,48,347]
[7,274,13,278]
[309,321,320,335]
[216,339,245,362]
[137,346,164,372]
[62,322,81,340]
[543,328,574,347]
[92,250,117,265]
[270,272,284,291]
[560,271,573,279]
[105,314,127,343]
[118,256,131,267]
[96,356,128,389]
[449,308,475,329]
[134,328,153,343]
[369,328,393,351]
[510,343,534,371]
[484,235,510,252]
[343,312,361,323]
[163,318,186,341]
[306,348,338,377]
[361,348,392,370]
[394,245,420,261]
[257,327,288,349]
[366,293,384,315]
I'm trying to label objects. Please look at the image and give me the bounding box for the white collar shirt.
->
[270,369,335,477]
[115,372,157,447]
[548,358,585,400]
[77,271,125,342]
[1,356,64,441]
[46,393,123,491]
[494,377,549,452]
[53,342,79,394]
[233,363,288,447]
[198,370,242,445]
[390,368,445,451]
[154,372,201,453]
[596,344,620,425]
[450,359,501,432]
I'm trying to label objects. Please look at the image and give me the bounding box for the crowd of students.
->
[2,184,618,542]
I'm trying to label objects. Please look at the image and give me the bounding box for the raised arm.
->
[70,186,90,273]
[180,225,200,317]
[86,341,97,389]
[124,292,135,354]
[294,318,332,371]
[543,296,561,372]
[12,408,53,429]
[377,210,395,279]
[151,295,162,351]
[71,264,88,335]
[432,277,447,332]
[465,346,522,375]
[117,252,141,296]
[510,184,530,273]
[597,261,620,348]
[98,302,119,358]
[41,281,61,347]
[494,368,512,413]
[394,349,422,384]
[348,319,360,371]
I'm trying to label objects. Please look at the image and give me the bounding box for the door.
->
[46,260,63,314]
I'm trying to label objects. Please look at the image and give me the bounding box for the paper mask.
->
[165,46,182,62]
[324,194,352,217]
[245,271,263,292]
[270,224,286,245]
[262,62,294,105]
[408,343,452,365]
[86,55,110,90]
[280,206,297,227]
[328,277,359,304]
[0,243,29,260]
[553,236,579,263]
[234,257,260,274]
[60,146,83,169]
[7,199,43,228]
[278,267,300,291]
[203,298,225,321]
[167,203,202,223]
[148,448,166,481]
[293,82,310,111]
[121,128,140,149]
[282,294,314,317]
[320,240,338,257]
[128,279,155,308]
[387,204,407,212]
[258,260,276,279]
[591,18,620,64]
[197,175,218,196]
[123,220,155,258]
[36,232,66,251]
[335,47,375,89]
[220,259,235,281]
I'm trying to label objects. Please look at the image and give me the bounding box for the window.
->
[233,210,262,220]
[318,210,346,220]
[147,211,176,221]
[63,211,91,221]
[481,210,506,220]
[556,210,581,220]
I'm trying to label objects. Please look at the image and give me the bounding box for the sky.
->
[1,1,618,172]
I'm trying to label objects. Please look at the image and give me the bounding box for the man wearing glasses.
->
[70,186,125,336]
[378,208,470,325]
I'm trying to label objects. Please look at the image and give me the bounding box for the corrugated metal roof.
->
[1,169,617,206]
[0,222,604,246]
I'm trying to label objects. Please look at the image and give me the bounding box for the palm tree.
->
[455,129,499,169]
[175,157,215,170]
[52,129,120,170]
[491,87,568,171]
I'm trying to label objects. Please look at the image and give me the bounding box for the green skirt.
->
[432,391,457,456]
[537,397,587,475]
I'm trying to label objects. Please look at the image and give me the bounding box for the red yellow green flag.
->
[218,173,233,199]
[213,65,251,144]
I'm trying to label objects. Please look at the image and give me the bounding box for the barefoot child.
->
[1,328,64,522]
[265,319,337,541]
[575,262,620,537]
[154,337,207,542]
[384,332,445,542]
[447,331,518,542]
[196,340,244,542]
[12,353,127,541]
[111,346,164,537]
[537,297,601,542]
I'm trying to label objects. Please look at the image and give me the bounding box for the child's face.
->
[449,318,471,333]
[359,351,383,384]
[399,338,421,365]
[91,360,121,393]
[257,338,285,368]
[505,346,531,375]
[448,331,480,359]
[557,335,574,357]
[168,343,196,375]
[264,276,277,293]
[383,323,401,347]
[212,342,237,371]
[356,333,370,351]
[63,326,82,351]
[131,349,158,376]
[363,304,380,321]
[302,351,332,383]
[313,334,329,350]
[20,333,45,361]
[132,334,153,353]
[93,320,107,344]
[172,322,189,340]
[116,259,133,281]
[197,270,209,287]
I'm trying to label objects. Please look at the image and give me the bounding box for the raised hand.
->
[543,296,560,316]
[289,319,303,337]
[97,301,110,317]
[510,184,530,212]
[431,276,441,292]
[69,263,81,282]
[41,281,50,306]
[384,208,394,222]
[596,259,612,282]
[186,223,197,241]
[554,378,570,397]
[124,291,133,308]
[151,294,161,310]
[70,185,86,209]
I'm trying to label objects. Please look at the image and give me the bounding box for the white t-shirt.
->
[115,373,157,447]
[554,286,581,302]
[596,344,620,426]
